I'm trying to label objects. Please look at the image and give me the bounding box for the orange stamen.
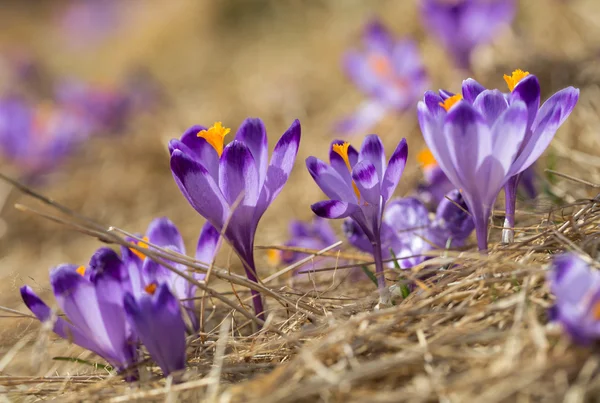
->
[129,236,149,260]
[76,266,86,276]
[266,249,281,266]
[332,142,361,200]
[144,283,157,295]
[368,53,393,79]
[439,94,463,111]
[197,122,230,157]
[417,149,437,169]
[503,69,530,92]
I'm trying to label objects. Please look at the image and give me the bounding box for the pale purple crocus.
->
[124,283,186,377]
[170,119,301,321]
[418,72,579,250]
[420,0,516,71]
[121,217,221,331]
[345,189,473,269]
[0,95,91,182]
[307,136,408,301]
[547,253,600,345]
[339,20,428,136]
[20,248,137,374]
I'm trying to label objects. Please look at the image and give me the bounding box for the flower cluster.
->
[21,217,220,377]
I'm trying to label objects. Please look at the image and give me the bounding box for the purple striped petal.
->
[512,87,579,174]
[170,149,229,229]
[381,138,408,202]
[311,200,360,219]
[124,285,186,376]
[235,118,268,187]
[170,125,219,180]
[352,161,381,205]
[306,156,357,202]
[219,140,260,206]
[358,135,386,179]
[490,101,528,178]
[438,89,455,100]
[329,139,358,187]
[145,217,185,254]
[472,89,508,126]
[510,74,540,129]
[462,78,486,104]
[195,221,221,269]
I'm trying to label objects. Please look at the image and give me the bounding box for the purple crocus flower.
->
[418,71,579,250]
[307,136,408,301]
[339,20,428,136]
[420,0,516,70]
[0,95,91,181]
[547,253,600,345]
[345,189,473,269]
[124,283,186,377]
[20,248,137,373]
[169,119,301,320]
[121,217,221,331]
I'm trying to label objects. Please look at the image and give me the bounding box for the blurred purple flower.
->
[548,253,600,345]
[339,19,428,136]
[345,189,473,269]
[420,0,516,70]
[0,95,91,181]
[122,217,221,331]
[307,136,408,301]
[124,283,186,377]
[59,0,120,49]
[418,71,578,250]
[170,119,301,321]
[20,248,137,374]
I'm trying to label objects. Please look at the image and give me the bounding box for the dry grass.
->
[2,0,600,401]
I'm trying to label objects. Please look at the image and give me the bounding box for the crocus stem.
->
[502,175,520,244]
[473,209,489,252]
[372,238,390,304]
[241,252,266,323]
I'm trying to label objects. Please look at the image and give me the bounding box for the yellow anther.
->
[266,249,281,266]
[130,236,149,260]
[439,94,463,111]
[197,122,231,157]
[503,69,530,92]
[144,283,157,295]
[417,149,437,169]
[368,53,393,79]
[332,142,361,200]
[76,266,86,277]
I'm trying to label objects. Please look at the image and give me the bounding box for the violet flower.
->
[0,95,91,181]
[170,119,301,320]
[547,253,600,345]
[122,217,221,331]
[418,71,578,250]
[345,189,473,269]
[420,0,516,71]
[124,283,186,377]
[339,20,428,136]
[20,248,137,373]
[307,136,408,302]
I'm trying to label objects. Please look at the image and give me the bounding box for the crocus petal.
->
[219,140,260,206]
[511,87,579,175]
[257,119,301,211]
[358,135,386,179]
[145,217,185,254]
[352,160,381,205]
[489,101,528,181]
[381,138,408,202]
[472,89,508,126]
[20,286,101,353]
[306,157,357,202]
[169,125,219,180]
[363,19,394,52]
[336,101,388,136]
[195,221,221,268]
[423,90,445,115]
[462,78,486,104]
[235,118,268,188]
[510,74,541,129]
[124,285,186,376]
[311,200,360,219]
[343,218,373,254]
[170,149,228,229]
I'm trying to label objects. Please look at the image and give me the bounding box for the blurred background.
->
[1,0,600,354]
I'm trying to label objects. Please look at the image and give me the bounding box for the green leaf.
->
[389,249,411,299]
[53,356,113,371]
[361,265,379,287]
